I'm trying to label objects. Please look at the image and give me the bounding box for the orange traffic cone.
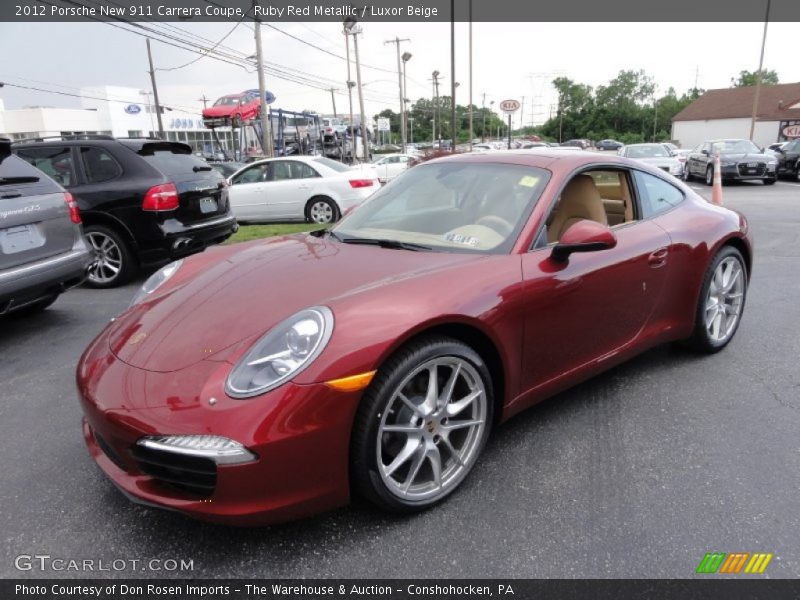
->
[711,150,724,206]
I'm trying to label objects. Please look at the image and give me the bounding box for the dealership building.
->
[0,85,236,155]
[671,82,800,149]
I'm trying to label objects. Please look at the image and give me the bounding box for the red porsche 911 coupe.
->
[76,150,752,525]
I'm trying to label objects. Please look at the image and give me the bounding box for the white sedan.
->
[228,156,380,224]
[371,153,418,182]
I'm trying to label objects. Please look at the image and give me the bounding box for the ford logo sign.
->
[124,104,142,115]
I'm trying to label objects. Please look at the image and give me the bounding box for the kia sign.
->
[499,99,521,113]
[782,124,800,138]
[124,104,141,115]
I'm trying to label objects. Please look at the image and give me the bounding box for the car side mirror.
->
[701,149,709,156]
[551,220,617,263]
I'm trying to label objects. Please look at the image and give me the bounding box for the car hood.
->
[637,156,679,166]
[202,106,235,118]
[107,234,477,373]
[718,152,773,162]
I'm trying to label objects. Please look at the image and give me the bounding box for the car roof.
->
[427,149,636,170]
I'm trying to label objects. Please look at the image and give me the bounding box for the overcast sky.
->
[1,21,798,125]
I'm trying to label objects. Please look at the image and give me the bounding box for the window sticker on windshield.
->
[518,175,539,188]
[445,233,479,246]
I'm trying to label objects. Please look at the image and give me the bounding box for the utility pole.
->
[468,0,473,151]
[520,96,525,133]
[432,71,442,143]
[329,88,338,118]
[449,0,456,152]
[198,95,209,110]
[253,3,273,158]
[145,38,164,137]
[749,0,771,141]
[402,51,412,151]
[343,26,355,163]
[481,93,486,142]
[385,37,410,153]
[345,20,369,163]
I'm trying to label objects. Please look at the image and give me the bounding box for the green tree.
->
[731,69,779,87]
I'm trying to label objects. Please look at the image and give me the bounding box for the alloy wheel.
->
[376,357,487,502]
[706,166,713,185]
[704,256,745,343]
[309,200,334,224]
[86,231,123,285]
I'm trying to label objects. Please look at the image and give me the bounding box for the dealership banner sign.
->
[779,121,800,141]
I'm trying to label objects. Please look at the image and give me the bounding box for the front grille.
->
[94,432,128,472]
[738,162,766,176]
[131,445,217,498]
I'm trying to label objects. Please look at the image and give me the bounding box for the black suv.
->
[13,136,238,287]
[774,138,800,180]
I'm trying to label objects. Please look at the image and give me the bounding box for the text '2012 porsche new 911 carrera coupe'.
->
[76,150,752,525]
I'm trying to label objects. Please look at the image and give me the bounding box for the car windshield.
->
[712,140,761,154]
[214,96,241,107]
[626,145,669,158]
[333,162,549,254]
[313,157,350,173]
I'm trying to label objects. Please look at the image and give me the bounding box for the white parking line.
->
[776,181,800,187]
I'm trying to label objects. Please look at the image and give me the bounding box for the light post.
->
[401,51,412,153]
[344,17,369,163]
[408,117,414,143]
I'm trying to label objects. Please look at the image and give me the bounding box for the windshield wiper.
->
[0,176,39,185]
[338,236,432,251]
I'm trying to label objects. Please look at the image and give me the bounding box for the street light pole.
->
[468,0,473,151]
[385,37,410,154]
[749,0,771,141]
[450,0,456,152]
[402,51,412,152]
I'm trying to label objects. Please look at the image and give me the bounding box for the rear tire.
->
[306,197,340,224]
[84,225,137,288]
[685,246,747,353]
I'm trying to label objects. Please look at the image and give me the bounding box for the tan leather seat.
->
[547,175,608,243]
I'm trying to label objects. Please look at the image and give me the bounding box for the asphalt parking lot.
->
[2,179,799,579]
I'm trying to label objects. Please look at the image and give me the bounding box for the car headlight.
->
[129,259,183,306]
[226,306,334,398]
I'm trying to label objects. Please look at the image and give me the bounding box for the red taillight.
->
[349,179,374,189]
[142,183,179,211]
[64,192,81,224]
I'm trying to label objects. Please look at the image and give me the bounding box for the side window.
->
[294,162,319,179]
[634,171,684,218]
[15,146,76,187]
[232,163,269,184]
[80,147,122,183]
[270,161,293,181]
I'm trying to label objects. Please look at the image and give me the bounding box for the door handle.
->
[648,247,669,268]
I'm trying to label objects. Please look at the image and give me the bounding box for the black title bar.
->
[5,579,800,600]
[4,0,800,22]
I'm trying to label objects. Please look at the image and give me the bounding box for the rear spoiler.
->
[135,141,193,156]
[0,137,10,160]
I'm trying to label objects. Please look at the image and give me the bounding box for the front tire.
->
[350,337,493,512]
[84,225,136,288]
[763,176,776,185]
[685,246,747,353]
[705,165,714,186]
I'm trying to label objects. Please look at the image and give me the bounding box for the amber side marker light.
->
[325,371,377,392]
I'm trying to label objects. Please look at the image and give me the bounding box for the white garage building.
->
[671,82,800,149]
